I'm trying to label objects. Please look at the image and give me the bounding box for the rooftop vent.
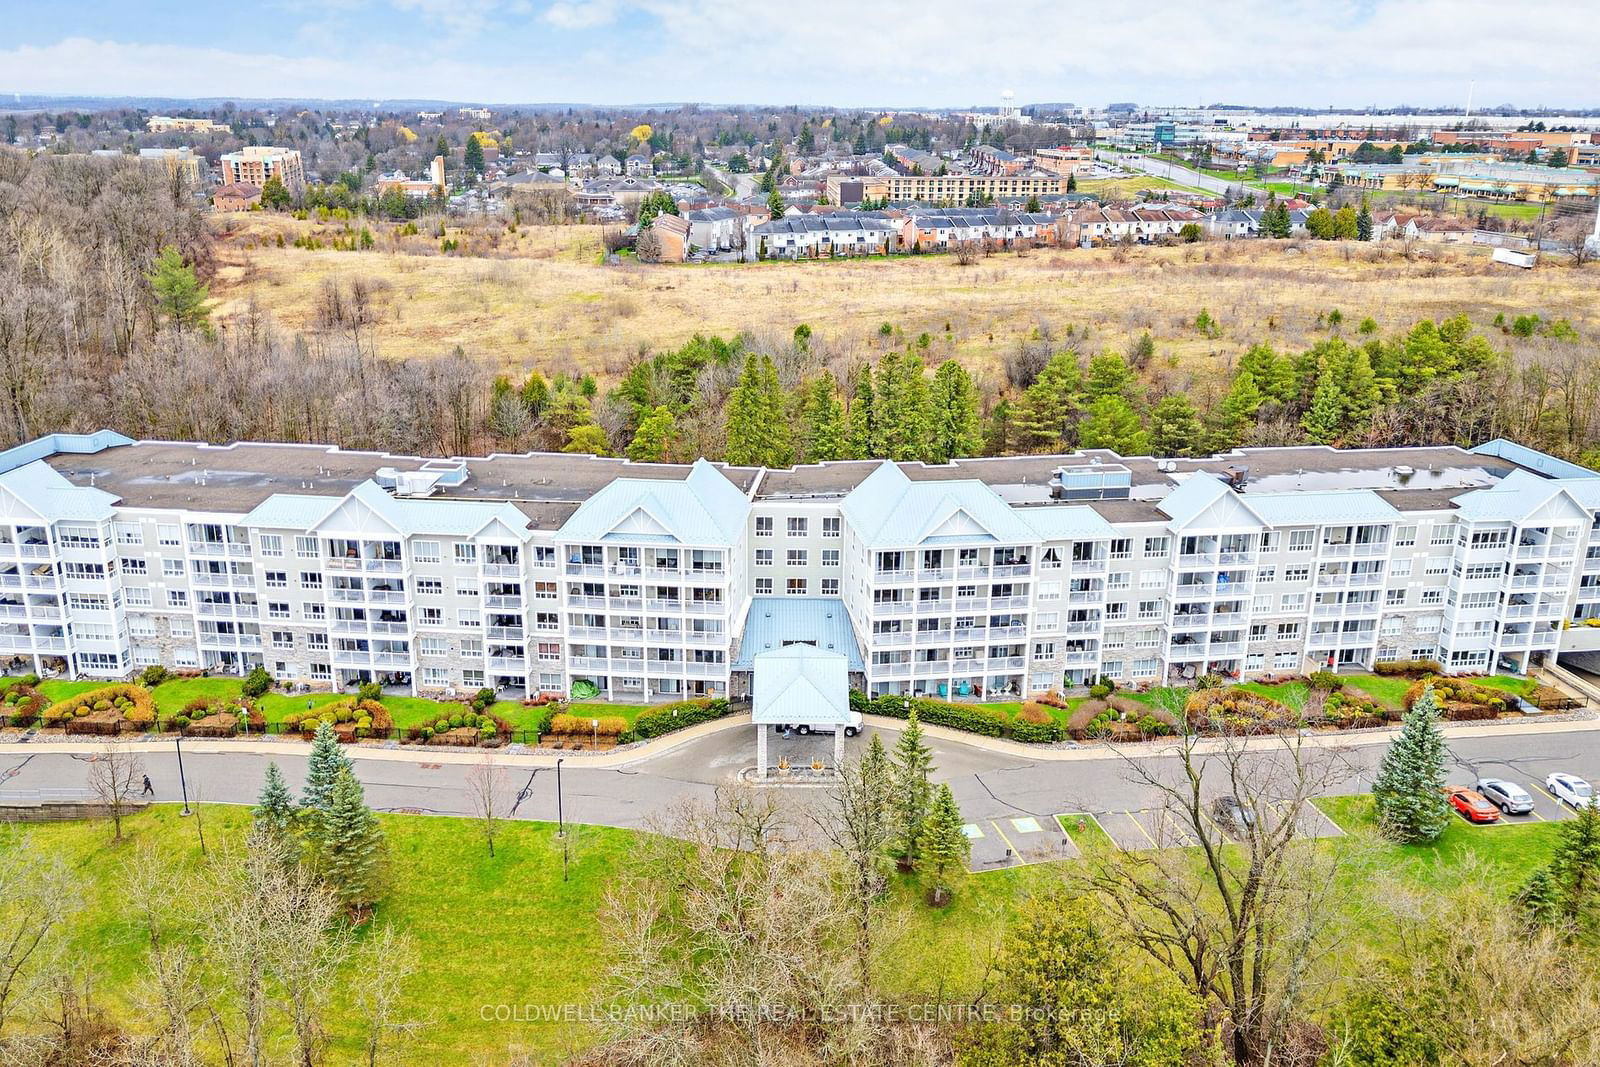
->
[1223,465,1249,490]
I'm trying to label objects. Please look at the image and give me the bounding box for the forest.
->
[2,148,1596,468]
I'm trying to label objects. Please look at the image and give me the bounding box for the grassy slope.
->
[209,220,1599,377]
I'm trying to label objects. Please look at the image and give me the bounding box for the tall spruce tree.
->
[1371,684,1452,844]
[800,376,847,463]
[1085,351,1133,402]
[921,783,970,907]
[724,354,783,466]
[1147,394,1202,458]
[928,360,981,463]
[875,351,931,461]
[147,246,210,331]
[626,405,676,462]
[1011,353,1082,452]
[1356,199,1374,241]
[253,762,296,839]
[1547,803,1600,931]
[302,721,353,815]
[464,133,485,173]
[1207,369,1263,453]
[318,767,385,913]
[1300,371,1346,444]
[891,710,935,870]
[845,364,877,458]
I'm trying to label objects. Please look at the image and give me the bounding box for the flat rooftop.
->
[43,438,1528,524]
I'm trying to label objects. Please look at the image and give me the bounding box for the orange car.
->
[1442,785,1500,823]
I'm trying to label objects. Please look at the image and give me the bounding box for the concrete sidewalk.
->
[18,709,1600,770]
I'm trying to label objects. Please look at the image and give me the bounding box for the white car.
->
[771,710,863,738]
[1545,773,1598,811]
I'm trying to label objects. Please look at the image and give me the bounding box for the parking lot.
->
[1090,800,1345,852]
[1441,772,1589,826]
[964,813,1082,871]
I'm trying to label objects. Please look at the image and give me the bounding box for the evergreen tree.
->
[1011,352,1082,452]
[984,397,1013,455]
[766,188,784,219]
[636,189,678,227]
[1078,395,1149,455]
[845,365,877,458]
[1517,866,1563,928]
[1207,368,1262,452]
[435,134,449,162]
[1371,685,1452,844]
[1065,172,1077,193]
[1547,802,1600,931]
[520,371,550,417]
[563,424,610,455]
[464,133,485,173]
[928,360,981,463]
[1332,204,1359,240]
[317,768,385,913]
[1237,341,1295,404]
[890,710,935,870]
[253,762,296,839]
[302,721,353,816]
[853,129,868,155]
[1300,371,1346,444]
[920,783,969,907]
[1356,200,1374,241]
[626,405,676,462]
[147,245,210,331]
[800,376,847,463]
[260,175,292,210]
[723,354,789,467]
[1085,351,1133,402]
[1025,194,1042,213]
[1147,393,1202,458]
[874,351,931,461]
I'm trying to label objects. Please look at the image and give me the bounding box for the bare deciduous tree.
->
[352,924,429,1067]
[0,831,77,1047]
[466,754,507,858]
[87,743,144,841]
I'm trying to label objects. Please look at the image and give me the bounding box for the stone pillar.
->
[756,724,768,779]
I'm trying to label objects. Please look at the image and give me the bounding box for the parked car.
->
[1475,777,1535,815]
[773,711,863,738]
[1211,795,1256,832]
[1545,773,1597,811]
[1442,785,1500,823]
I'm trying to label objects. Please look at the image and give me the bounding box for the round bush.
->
[434,718,450,733]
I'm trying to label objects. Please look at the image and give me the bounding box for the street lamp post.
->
[555,757,565,838]
[174,733,192,817]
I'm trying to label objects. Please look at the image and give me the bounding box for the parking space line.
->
[1125,809,1161,849]
[1530,781,1572,817]
[988,818,1021,862]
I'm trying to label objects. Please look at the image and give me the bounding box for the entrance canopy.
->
[752,644,851,727]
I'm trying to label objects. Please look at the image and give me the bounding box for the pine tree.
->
[1548,802,1600,930]
[1300,371,1346,444]
[928,360,981,463]
[260,175,292,210]
[891,710,935,870]
[1237,342,1295,404]
[1085,351,1133,402]
[317,768,385,913]
[984,397,1013,455]
[520,371,550,417]
[758,356,793,467]
[147,246,210,331]
[626,405,675,462]
[1078,395,1149,455]
[464,133,485,173]
[1207,368,1262,453]
[767,188,784,219]
[875,351,931,461]
[435,134,449,162]
[1518,866,1562,928]
[1066,172,1077,193]
[800,376,846,463]
[1011,353,1082,452]
[253,762,296,838]
[724,354,771,466]
[1371,685,1452,844]
[302,721,353,816]
[920,784,970,907]
[845,364,877,458]
[1147,394,1202,458]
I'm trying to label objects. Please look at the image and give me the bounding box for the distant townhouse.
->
[753,215,897,259]
[595,155,623,177]
[683,207,754,254]
[648,214,693,262]
[9,432,1597,701]
[901,210,1060,252]
[1063,205,1204,245]
[219,147,306,193]
[971,146,1024,175]
[1406,216,1474,244]
[146,115,229,135]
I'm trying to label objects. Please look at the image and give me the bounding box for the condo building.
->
[1,432,1597,700]
[218,147,306,192]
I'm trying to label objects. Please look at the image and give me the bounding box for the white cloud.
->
[542,0,619,29]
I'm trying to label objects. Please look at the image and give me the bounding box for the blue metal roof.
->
[1470,439,1599,481]
[751,644,851,726]
[1246,490,1401,525]
[840,461,1040,546]
[0,430,134,477]
[0,462,119,522]
[558,459,749,546]
[734,596,864,671]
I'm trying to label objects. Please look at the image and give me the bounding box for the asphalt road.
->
[5,720,1599,837]
[1096,150,1242,196]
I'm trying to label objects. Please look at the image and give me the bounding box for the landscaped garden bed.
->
[285,697,397,741]
[42,684,156,735]
[175,696,266,737]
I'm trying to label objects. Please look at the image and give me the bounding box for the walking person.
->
[141,774,154,797]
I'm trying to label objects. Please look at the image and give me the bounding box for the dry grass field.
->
[209,212,1598,386]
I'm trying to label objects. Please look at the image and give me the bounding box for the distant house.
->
[649,214,692,262]
[595,154,623,176]
[625,154,654,177]
[1369,211,1417,241]
[1203,209,1258,240]
[683,206,755,255]
[211,183,261,211]
[753,214,897,259]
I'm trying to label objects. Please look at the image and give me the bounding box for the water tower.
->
[999,89,1020,124]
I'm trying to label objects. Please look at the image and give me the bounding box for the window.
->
[162,559,184,578]
[458,609,481,628]
[1260,532,1279,553]
[300,571,323,589]
[786,550,807,566]
[1136,599,1162,620]
[419,637,447,656]
[460,637,482,655]
[116,522,143,546]
[1252,594,1272,613]
[295,536,318,558]
[125,587,151,607]
[419,607,444,625]
[1284,566,1310,583]
[1280,593,1306,612]
[755,516,773,537]
[416,578,443,595]
[787,517,808,536]
[309,663,332,681]
[822,550,840,567]
[1245,653,1266,671]
[1037,611,1059,630]
[422,667,450,688]
[1249,624,1268,644]
[1273,651,1300,669]
[1277,622,1302,640]
[413,540,440,563]
[456,581,479,598]
[821,578,840,595]
[271,631,293,649]
[170,619,192,637]
[1143,536,1169,558]
[307,632,329,650]
[1420,589,1444,606]
[755,578,773,594]
[166,589,188,608]
[1381,616,1402,636]
[259,534,283,556]
[1033,641,1055,660]
[1411,645,1436,660]
[265,571,287,588]
[755,549,773,566]
[786,578,807,595]
[1385,588,1406,607]
[1257,567,1275,584]
[158,525,181,547]
[454,544,477,565]
[1288,530,1315,552]
[1424,559,1449,576]
[1389,559,1412,577]
[1139,570,1166,589]
[1395,525,1417,547]
[121,557,147,575]
[1430,524,1455,546]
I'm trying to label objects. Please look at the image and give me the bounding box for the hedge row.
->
[43,684,155,731]
[861,694,1007,737]
[1403,677,1515,720]
[631,697,734,740]
[1373,658,1444,677]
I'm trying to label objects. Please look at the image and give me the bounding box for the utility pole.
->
[175,733,192,817]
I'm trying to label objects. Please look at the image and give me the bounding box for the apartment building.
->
[3,432,1598,703]
[146,116,230,135]
[218,147,306,192]
[878,173,1070,203]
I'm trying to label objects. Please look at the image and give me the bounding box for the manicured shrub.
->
[357,681,382,704]
[1308,670,1341,691]
[1373,658,1442,677]
[631,697,734,740]
[138,665,169,687]
[241,665,273,698]
[866,695,1005,737]
[472,687,496,712]
[1088,681,1113,699]
[43,685,155,731]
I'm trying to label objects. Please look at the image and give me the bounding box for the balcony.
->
[871,601,913,617]
[873,662,914,677]
[487,655,525,670]
[1063,651,1099,667]
[1178,552,1219,568]
[915,599,953,615]
[989,595,1031,610]
[684,601,724,616]
[917,568,952,581]
[1508,574,1542,590]
[914,629,952,644]
[645,598,682,612]
[683,630,726,646]
[569,656,610,671]
[484,595,523,610]
[1207,641,1245,655]
[565,563,606,577]
[187,541,252,558]
[1062,620,1101,635]
[566,595,607,610]
[989,655,1026,669]
[875,569,913,583]
[871,631,914,645]
[481,563,522,578]
[955,565,991,580]
[486,626,524,641]
[23,575,58,590]
[995,563,1035,578]
[17,544,52,559]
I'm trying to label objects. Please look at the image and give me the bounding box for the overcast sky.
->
[2,0,1597,109]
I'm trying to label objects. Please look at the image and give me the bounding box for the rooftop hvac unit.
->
[1050,464,1132,501]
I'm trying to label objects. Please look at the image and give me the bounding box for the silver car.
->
[1474,777,1534,815]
